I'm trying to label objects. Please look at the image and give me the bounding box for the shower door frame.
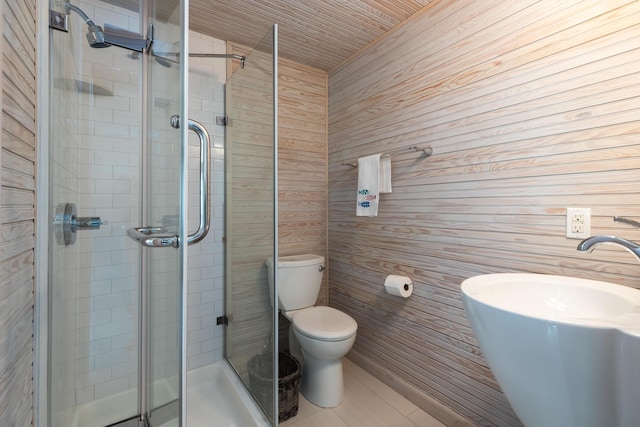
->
[35,2,51,425]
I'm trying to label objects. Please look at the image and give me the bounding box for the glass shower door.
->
[47,1,147,426]
[225,25,278,424]
[47,0,186,426]
[142,0,186,426]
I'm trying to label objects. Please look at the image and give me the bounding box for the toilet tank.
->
[266,254,325,311]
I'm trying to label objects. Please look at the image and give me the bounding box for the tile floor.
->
[280,358,446,427]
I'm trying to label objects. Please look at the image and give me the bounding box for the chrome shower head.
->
[86,23,109,48]
[64,3,148,51]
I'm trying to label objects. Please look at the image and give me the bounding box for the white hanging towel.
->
[380,156,392,194]
[356,154,381,216]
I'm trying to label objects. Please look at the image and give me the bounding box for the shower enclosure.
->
[44,0,278,425]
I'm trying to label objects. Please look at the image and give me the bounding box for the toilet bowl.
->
[266,254,358,408]
[287,306,357,407]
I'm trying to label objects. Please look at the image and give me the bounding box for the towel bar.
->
[342,144,433,167]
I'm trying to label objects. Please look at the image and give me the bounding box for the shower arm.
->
[65,3,95,26]
[63,2,108,49]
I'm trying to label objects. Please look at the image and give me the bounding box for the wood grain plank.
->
[0,0,36,425]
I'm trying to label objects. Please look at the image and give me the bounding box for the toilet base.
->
[300,353,344,408]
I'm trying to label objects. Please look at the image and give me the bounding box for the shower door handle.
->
[127,226,179,248]
[186,118,211,245]
[127,117,210,248]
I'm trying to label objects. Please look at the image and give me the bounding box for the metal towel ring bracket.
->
[127,116,210,248]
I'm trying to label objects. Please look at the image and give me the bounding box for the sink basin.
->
[461,273,640,427]
[463,273,640,322]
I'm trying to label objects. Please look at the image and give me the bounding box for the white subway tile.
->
[76,356,95,375]
[94,318,131,340]
[94,376,132,400]
[111,359,138,379]
[95,348,131,369]
[75,385,95,405]
[111,332,136,350]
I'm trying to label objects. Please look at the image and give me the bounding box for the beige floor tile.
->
[281,406,348,427]
[343,359,421,416]
[296,394,323,417]
[407,408,447,427]
[280,358,444,427]
[330,366,420,427]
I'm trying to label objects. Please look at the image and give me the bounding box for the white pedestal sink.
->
[461,273,640,427]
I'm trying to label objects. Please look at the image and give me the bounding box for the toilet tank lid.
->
[266,254,324,268]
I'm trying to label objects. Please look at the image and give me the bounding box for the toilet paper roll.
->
[384,275,413,298]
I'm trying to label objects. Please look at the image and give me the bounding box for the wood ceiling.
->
[100,0,437,71]
[189,0,436,71]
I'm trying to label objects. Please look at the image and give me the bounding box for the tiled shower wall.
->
[72,0,142,407]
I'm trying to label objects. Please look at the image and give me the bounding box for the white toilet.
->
[266,254,358,408]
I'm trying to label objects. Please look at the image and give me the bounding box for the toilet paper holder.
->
[384,275,413,298]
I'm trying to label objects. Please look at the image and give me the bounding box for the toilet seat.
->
[292,306,357,341]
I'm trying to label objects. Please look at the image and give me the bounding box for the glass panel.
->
[225,27,278,424]
[48,1,143,426]
[47,0,185,426]
[144,0,185,426]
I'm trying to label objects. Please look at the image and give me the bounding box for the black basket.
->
[247,352,301,422]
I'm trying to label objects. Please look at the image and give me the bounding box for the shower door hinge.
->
[145,23,154,51]
[216,116,228,126]
[216,315,229,326]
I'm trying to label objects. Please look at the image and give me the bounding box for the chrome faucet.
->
[577,216,640,261]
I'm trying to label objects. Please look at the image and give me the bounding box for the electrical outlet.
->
[571,222,584,234]
[571,213,585,223]
[566,207,591,239]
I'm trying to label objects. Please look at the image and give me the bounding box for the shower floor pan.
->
[71,360,269,427]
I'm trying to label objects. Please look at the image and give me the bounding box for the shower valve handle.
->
[74,217,105,230]
[54,203,105,246]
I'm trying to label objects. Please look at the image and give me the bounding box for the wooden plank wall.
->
[277,56,328,350]
[226,42,327,362]
[327,0,640,425]
[0,0,36,426]
[277,57,328,305]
